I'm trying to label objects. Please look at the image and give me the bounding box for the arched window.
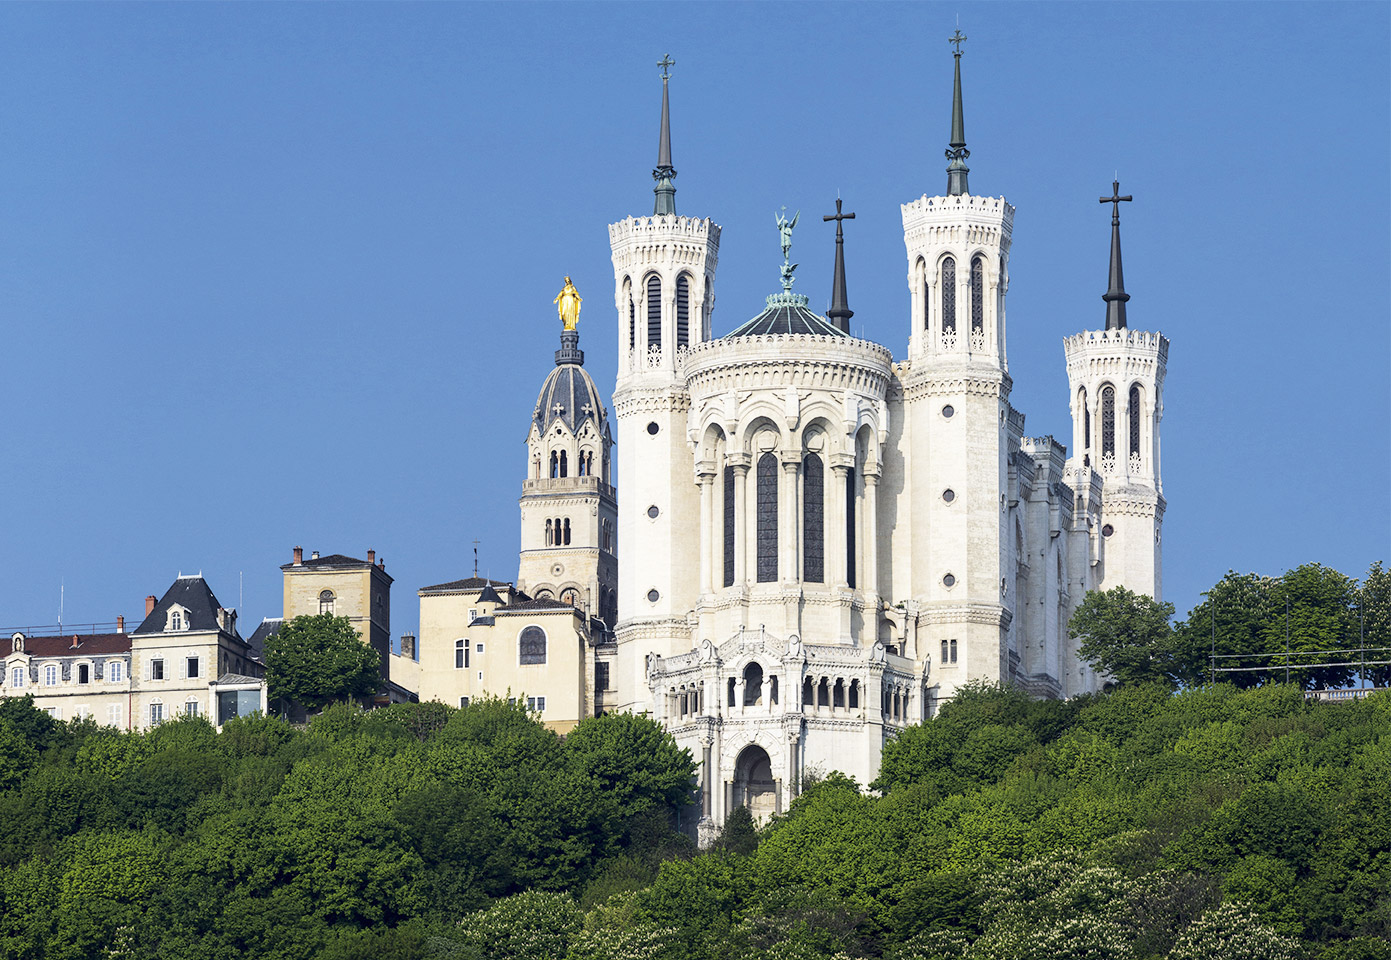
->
[43,663,58,686]
[849,679,860,709]
[845,465,857,588]
[107,660,123,683]
[817,678,830,707]
[455,640,468,669]
[184,699,199,718]
[770,675,779,705]
[802,677,814,708]
[941,257,956,333]
[170,610,183,631]
[722,465,736,587]
[1101,385,1116,458]
[559,450,568,478]
[803,453,824,582]
[646,275,662,348]
[727,677,736,707]
[577,452,586,476]
[743,662,763,705]
[601,519,612,553]
[833,679,845,708]
[550,451,559,478]
[560,587,580,608]
[676,274,691,348]
[1080,387,1090,450]
[627,284,636,351]
[519,626,547,665]
[563,518,571,545]
[756,452,778,582]
[149,700,164,726]
[970,256,984,332]
[545,519,553,546]
[1129,385,1142,458]
[319,590,335,616]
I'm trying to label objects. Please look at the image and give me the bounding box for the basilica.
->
[416,41,1169,838]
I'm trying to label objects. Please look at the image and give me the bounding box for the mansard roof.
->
[496,598,578,614]
[133,576,234,636]
[418,577,512,596]
[10,632,131,658]
[724,292,847,339]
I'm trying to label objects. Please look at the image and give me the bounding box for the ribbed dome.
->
[534,360,607,436]
[724,291,847,339]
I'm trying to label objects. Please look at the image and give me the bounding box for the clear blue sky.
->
[2,2,1387,638]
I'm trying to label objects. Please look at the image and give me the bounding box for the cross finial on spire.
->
[823,197,856,331]
[946,29,970,196]
[949,28,967,55]
[653,55,678,216]
[1099,179,1134,330]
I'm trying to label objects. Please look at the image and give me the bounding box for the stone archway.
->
[733,744,777,821]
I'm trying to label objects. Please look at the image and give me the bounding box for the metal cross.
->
[823,196,856,237]
[949,29,967,55]
[658,54,675,79]
[1100,179,1132,224]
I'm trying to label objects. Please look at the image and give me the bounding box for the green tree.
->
[1269,563,1359,689]
[1068,587,1177,687]
[1173,572,1281,688]
[265,614,381,713]
[1358,561,1390,687]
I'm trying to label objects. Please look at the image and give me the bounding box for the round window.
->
[647,505,660,519]
[943,573,956,588]
[942,488,955,503]
[1102,524,1115,538]
[646,588,660,603]
[646,422,660,435]
[551,563,564,577]
[942,404,955,419]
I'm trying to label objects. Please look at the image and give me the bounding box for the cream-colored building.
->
[281,547,394,680]
[2,575,266,730]
[392,577,612,733]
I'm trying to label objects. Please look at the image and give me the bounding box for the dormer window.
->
[165,605,190,632]
[319,590,335,616]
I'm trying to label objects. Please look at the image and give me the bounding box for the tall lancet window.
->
[1101,385,1116,458]
[941,258,956,333]
[803,454,824,583]
[559,450,568,478]
[970,256,984,333]
[646,275,662,349]
[1129,385,1142,458]
[550,451,559,478]
[722,465,736,587]
[756,452,778,582]
[628,294,636,351]
[676,274,690,349]
[1081,388,1090,449]
[845,466,857,589]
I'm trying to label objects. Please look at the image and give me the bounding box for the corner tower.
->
[609,56,720,709]
[519,285,618,628]
[896,32,1016,689]
[1064,181,1167,599]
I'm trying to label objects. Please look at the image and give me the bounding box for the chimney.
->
[367,549,375,564]
[70,635,80,649]
[293,546,303,565]
[145,595,157,616]
[377,557,385,570]
[311,551,319,560]
[400,632,416,660]
[117,615,125,633]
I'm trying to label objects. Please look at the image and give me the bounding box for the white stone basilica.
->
[519,46,1169,836]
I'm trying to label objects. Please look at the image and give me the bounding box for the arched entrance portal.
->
[733,744,777,821]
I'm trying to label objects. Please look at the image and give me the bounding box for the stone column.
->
[728,453,751,587]
[735,677,746,715]
[780,453,800,583]
[1118,392,1131,481]
[701,741,713,818]
[697,465,716,594]
[863,467,880,600]
[829,455,853,589]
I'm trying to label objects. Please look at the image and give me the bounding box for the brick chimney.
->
[293,546,303,566]
[367,549,375,564]
[145,595,157,616]
[70,635,80,649]
[116,615,125,633]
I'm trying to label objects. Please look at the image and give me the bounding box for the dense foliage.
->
[266,614,383,711]
[1,681,1389,959]
[1074,564,1388,691]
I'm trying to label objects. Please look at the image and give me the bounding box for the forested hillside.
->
[1,684,1388,960]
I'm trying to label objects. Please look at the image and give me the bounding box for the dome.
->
[534,343,607,437]
[723,291,847,339]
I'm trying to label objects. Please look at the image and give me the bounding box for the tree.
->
[264,613,381,713]
[1358,561,1390,687]
[1268,563,1359,690]
[1172,572,1281,688]
[1068,587,1177,687]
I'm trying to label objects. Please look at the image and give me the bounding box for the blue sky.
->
[2,2,1387,638]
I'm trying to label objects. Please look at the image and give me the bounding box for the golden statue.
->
[554,276,582,330]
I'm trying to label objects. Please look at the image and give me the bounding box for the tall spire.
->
[823,197,856,332]
[1100,180,1133,330]
[946,29,970,197]
[653,54,677,216]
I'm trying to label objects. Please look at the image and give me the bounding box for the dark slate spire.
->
[653,54,677,216]
[1100,180,1133,330]
[946,29,970,197]
[823,197,856,332]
